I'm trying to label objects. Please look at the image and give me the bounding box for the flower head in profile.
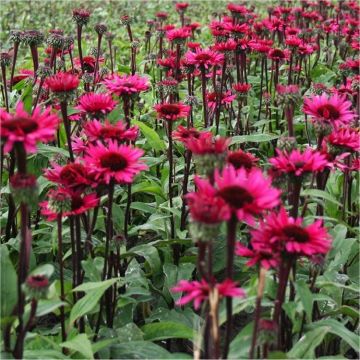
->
[186,176,230,225]
[227,150,259,171]
[185,131,230,155]
[1,102,59,153]
[251,207,332,258]
[172,125,200,144]
[184,48,224,70]
[303,94,354,128]
[75,92,117,118]
[206,91,236,111]
[172,278,245,310]
[268,48,290,61]
[269,148,329,177]
[154,102,190,121]
[46,72,79,93]
[326,127,360,153]
[235,242,280,269]
[103,74,149,97]
[84,140,148,184]
[44,161,92,189]
[214,165,281,225]
[166,27,191,43]
[84,120,139,143]
[40,188,99,220]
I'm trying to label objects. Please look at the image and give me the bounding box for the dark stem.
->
[74,215,85,332]
[60,101,74,162]
[200,68,208,128]
[29,44,39,73]
[257,57,265,122]
[93,34,103,87]
[76,25,84,74]
[32,77,45,112]
[1,65,9,112]
[10,42,19,92]
[57,214,67,341]
[223,214,237,358]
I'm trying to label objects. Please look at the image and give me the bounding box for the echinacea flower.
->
[326,127,360,153]
[84,120,139,143]
[227,150,259,171]
[103,74,149,97]
[214,165,281,225]
[44,161,92,189]
[268,48,290,61]
[251,207,332,257]
[40,188,99,220]
[269,148,329,177]
[75,92,117,118]
[172,278,245,310]
[233,83,252,94]
[206,91,236,111]
[154,102,190,121]
[166,27,191,43]
[185,176,230,224]
[185,131,230,155]
[84,140,148,184]
[172,125,200,144]
[303,94,355,127]
[184,48,224,70]
[1,102,59,153]
[46,72,79,93]
[235,242,280,269]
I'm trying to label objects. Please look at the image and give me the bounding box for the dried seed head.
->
[36,64,52,78]
[21,30,44,46]
[94,23,108,36]
[0,52,11,67]
[9,29,23,43]
[72,8,91,26]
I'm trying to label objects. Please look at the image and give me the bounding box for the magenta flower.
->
[46,72,79,93]
[75,92,118,118]
[40,188,99,221]
[186,176,231,225]
[215,165,281,225]
[251,208,332,257]
[269,148,329,177]
[184,48,224,70]
[103,74,149,97]
[185,131,230,155]
[84,119,139,143]
[172,278,245,310]
[154,102,190,121]
[303,94,355,127]
[84,140,148,184]
[1,102,59,153]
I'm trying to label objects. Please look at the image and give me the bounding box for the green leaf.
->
[24,350,69,359]
[72,278,119,293]
[163,263,195,302]
[36,300,67,317]
[69,279,119,328]
[129,244,161,274]
[288,327,329,359]
[61,334,94,359]
[110,341,172,359]
[295,280,313,321]
[231,133,279,144]
[323,305,359,319]
[307,319,359,351]
[133,119,166,151]
[34,144,70,158]
[0,245,17,318]
[141,321,194,341]
[301,189,342,206]
[228,322,253,359]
